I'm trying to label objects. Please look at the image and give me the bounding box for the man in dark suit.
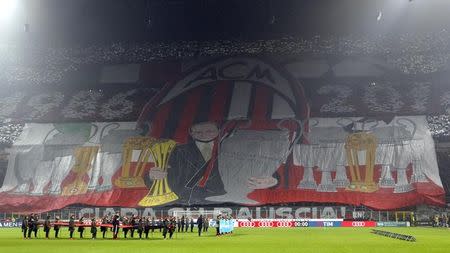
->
[122,217,129,238]
[44,216,51,239]
[137,217,144,239]
[100,216,108,239]
[130,215,136,238]
[197,215,203,236]
[148,122,225,205]
[176,218,181,233]
[162,217,169,239]
[190,218,194,232]
[168,217,176,239]
[112,215,120,239]
[54,216,60,238]
[180,216,185,232]
[90,218,97,239]
[68,215,75,239]
[21,215,28,239]
[27,214,34,239]
[33,214,39,238]
[144,217,151,238]
[77,217,85,238]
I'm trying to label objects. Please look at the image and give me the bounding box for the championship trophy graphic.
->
[115,137,155,188]
[61,146,99,196]
[138,139,178,206]
[345,132,378,193]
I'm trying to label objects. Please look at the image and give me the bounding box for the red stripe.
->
[208,81,232,123]
[149,102,173,138]
[252,85,271,122]
[198,138,219,188]
[172,88,204,144]
[199,82,236,188]
[52,222,135,228]
[137,81,174,128]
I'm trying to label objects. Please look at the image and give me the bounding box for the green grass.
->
[0,227,449,253]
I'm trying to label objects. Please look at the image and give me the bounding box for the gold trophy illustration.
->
[61,146,99,196]
[345,132,378,193]
[138,139,178,207]
[114,137,155,188]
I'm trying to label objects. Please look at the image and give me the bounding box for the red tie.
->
[198,139,219,187]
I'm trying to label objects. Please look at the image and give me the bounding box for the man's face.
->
[190,122,219,142]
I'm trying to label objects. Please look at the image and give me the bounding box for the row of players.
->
[432,214,450,227]
[21,213,224,240]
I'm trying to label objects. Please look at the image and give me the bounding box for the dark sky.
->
[1,0,450,45]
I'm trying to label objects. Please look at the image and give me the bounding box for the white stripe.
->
[227,81,252,119]
[271,94,295,119]
[131,150,154,163]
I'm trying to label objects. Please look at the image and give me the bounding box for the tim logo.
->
[323,221,334,227]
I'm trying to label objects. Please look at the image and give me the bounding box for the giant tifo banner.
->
[0,56,446,212]
[6,57,450,123]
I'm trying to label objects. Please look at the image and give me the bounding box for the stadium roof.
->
[2,0,450,45]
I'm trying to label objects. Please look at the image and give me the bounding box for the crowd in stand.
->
[1,32,450,86]
[19,213,220,240]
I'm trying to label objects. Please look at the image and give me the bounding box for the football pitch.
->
[0,227,449,253]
